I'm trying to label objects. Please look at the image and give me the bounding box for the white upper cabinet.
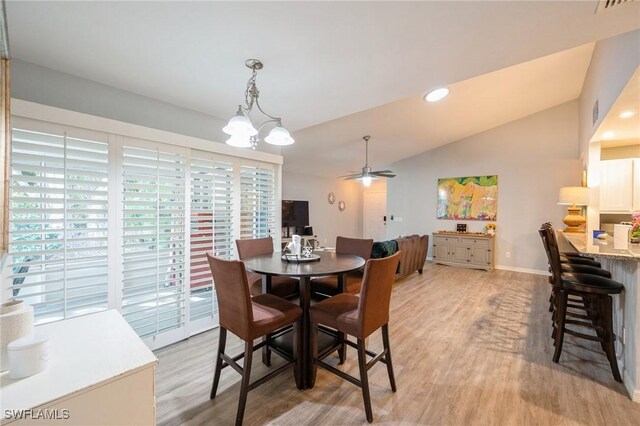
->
[600,159,633,212]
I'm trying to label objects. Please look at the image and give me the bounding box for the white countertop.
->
[0,310,157,415]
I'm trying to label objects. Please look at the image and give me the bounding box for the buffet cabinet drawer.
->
[460,237,490,247]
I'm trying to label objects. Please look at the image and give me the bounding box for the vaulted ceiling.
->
[6,1,640,176]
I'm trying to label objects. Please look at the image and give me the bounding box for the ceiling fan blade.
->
[371,172,396,178]
[342,175,361,180]
[337,173,362,179]
[372,170,394,174]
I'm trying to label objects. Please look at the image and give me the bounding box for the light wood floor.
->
[155,264,640,425]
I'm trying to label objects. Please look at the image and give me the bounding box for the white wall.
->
[577,29,640,234]
[579,29,640,161]
[282,171,363,247]
[10,59,282,155]
[387,100,581,273]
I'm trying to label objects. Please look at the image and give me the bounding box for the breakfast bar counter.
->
[560,231,640,402]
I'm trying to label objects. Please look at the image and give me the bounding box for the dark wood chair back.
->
[538,225,563,289]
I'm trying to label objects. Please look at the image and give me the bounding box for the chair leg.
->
[262,334,272,366]
[601,296,623,383]
[338,331,346,364]
[381,324,397,392]
[309,322,319,388]
[210,327,227,399]
[553,291,567,363]
[235,340,253,426]
[357,339,373,423]
[295,320,304,390]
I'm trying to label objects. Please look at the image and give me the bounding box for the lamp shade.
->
[225,135,252,148]
[223,114,258,137]
[264,126,295,146]
[558,186,590,206]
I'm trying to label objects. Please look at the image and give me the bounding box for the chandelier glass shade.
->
[223,59,294,149]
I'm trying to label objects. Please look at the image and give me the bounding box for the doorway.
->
[363,185,387,241]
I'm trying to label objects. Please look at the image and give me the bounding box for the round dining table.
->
[243,251,365,390]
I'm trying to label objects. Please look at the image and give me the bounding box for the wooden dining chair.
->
[309,252,401,423]
[312,236,373,297]
[236,236,299,299]
[540,226,623,382]
[207,254,302,426]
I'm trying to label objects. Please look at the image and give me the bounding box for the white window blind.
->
[9,127,109,324]
[240,165,276,240]
[121,145,187,339]
[189,155,233,323]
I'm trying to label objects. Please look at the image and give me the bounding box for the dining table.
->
[243,250,365,389]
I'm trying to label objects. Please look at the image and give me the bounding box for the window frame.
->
[6,108,282,350]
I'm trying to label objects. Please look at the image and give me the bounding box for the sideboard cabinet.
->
[432,232,495,271]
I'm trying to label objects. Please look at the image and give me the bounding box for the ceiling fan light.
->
[361,176,373,187]
[424,87,450,103]
[264,126,295,146]
[225,135,252,148]
[223,114,258,137]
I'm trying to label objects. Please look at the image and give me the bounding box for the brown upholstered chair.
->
[309,252,401,423]
[312,236,373,297]
[207,254,302,426]
[236,237,299,299]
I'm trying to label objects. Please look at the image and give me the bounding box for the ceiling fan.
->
[339,135,396,187]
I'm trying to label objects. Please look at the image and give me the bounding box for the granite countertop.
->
[561,231,640,261]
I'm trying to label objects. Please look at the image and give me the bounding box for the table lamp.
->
[557,186,590,233]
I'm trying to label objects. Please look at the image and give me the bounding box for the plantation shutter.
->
[189,155,233,323]
[121,144,187,339]
[240,165,276,240]
[9,126,109,324]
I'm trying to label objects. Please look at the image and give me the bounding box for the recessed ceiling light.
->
[619,110,635,119]
[424,88,450,103]
[603,131,615,140]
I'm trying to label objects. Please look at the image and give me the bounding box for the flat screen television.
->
[282,200,309,228]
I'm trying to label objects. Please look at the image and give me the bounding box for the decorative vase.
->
[0,300,35,372]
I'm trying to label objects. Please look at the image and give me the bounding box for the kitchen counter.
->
[560,231,640,402]
[562,232,640,260]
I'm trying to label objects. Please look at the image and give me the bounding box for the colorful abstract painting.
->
[437,176,498,220]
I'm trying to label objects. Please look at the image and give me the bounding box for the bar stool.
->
[539,223,609,313]
[207,255,303,425]
[540,226,623,382]
[309,252,401,423]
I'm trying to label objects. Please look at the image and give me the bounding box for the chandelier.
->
[223,59,294,149]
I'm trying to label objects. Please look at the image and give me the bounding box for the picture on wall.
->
[437,176,498,220]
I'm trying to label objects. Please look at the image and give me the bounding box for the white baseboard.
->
[426,257,548,276]
[495,264,549,276]
[624,368,640,402]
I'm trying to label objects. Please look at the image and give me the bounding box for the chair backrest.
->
[207,254,253,340]
[236,236,274,260]
[336,236,374,261]
[357,251,402,338]
[538,224,563,288]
